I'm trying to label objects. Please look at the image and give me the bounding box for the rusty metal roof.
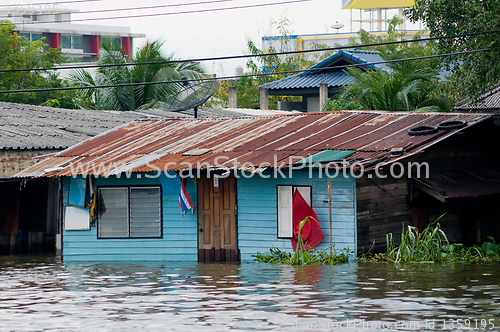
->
[453,82,500,113]
[14,111,492,178]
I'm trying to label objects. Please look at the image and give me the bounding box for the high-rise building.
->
[342,0,418,32]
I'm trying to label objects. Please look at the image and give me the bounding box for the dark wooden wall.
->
[356,118,500,253]
[357,176,410,252]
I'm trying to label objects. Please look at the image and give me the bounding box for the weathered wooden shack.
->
[356,115,500,251]
[15,110,497,261]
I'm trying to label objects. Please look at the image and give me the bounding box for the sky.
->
[3,0,416,76]
[2,0,351,75]
[79,0,346,76]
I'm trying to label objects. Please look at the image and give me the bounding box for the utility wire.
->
[0,29,498,74]
[0,0,311,25]
[0,0,235,20]
[0,48,489,94]
[0,0,101,8]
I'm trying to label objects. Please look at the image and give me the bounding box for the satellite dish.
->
[331,22,345,33]
[162,79,221,118]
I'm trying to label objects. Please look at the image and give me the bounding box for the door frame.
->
[197,173,239,262]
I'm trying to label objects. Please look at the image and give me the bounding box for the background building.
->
[1,4,145,62]
[263,0,425,59]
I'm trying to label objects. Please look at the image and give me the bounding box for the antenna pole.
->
[194,106,198,118]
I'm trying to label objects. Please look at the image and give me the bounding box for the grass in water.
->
[253,217,351,265]
[359,215,500,263]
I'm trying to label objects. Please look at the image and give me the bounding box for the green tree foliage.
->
[339,65,451,112]
[68,41,204,111]
[406,0,500,101]
[211,17,326,109]
[348,16,441,72]
[0,20,71,107]
[322,94,363,112]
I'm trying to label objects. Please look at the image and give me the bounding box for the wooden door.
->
[198,174,238,262]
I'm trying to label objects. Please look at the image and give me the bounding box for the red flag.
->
[291,189,324,251]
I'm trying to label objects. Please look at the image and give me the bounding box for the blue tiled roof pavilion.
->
[260,49,391,96]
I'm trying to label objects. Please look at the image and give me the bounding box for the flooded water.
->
[0,256,499,331]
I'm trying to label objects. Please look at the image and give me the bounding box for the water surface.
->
[0,256,499,331]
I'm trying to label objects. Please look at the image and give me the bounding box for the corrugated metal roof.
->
[14,111,491,178]
[453,82,500,112]
[260,50,391,91]
[0,102,275,150]
[0,102,167,150]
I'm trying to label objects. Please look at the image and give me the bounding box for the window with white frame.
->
[98,186,162,239]
[277,185,311,238]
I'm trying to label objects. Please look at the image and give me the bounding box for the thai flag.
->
[178,181,193,216]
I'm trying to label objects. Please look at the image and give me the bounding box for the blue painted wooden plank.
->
[63,253,197,262]
[63,247,198,257]
[163,228,198,235]
[65,239,198,248]
[314,214,355,222]
[237,193,276,201]
[163,234,197,241]
[62,246,190,254]
[163,222,197,228]
[238,214,277,221]
[311,200,354,208]
[63,242,171,249]
[317,222,355,230]
[238,226,276,232]
[239,243,292,251]
[238,233,282,241]
[237,206,276,215]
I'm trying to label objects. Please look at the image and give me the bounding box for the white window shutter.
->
[277,186,293,238]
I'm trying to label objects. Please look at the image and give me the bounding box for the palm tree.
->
[342,65,451,112]
[68,41,205,111]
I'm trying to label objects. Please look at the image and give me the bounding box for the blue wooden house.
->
[15,111,493,262]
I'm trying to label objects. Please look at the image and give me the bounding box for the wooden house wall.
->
[61,174,198,261]
[62,170,357,262]
[356,176,410,253]
[356,120,500,252]
[237,170,357,261]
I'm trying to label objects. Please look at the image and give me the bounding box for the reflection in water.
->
[0,256,499,331]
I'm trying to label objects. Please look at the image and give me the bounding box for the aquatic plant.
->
[440,243,483,262]
[253,245,349,266]
[363,217,499,263]
[385,216,449,263]
[482,236,500,256]
[253,217,350,266]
